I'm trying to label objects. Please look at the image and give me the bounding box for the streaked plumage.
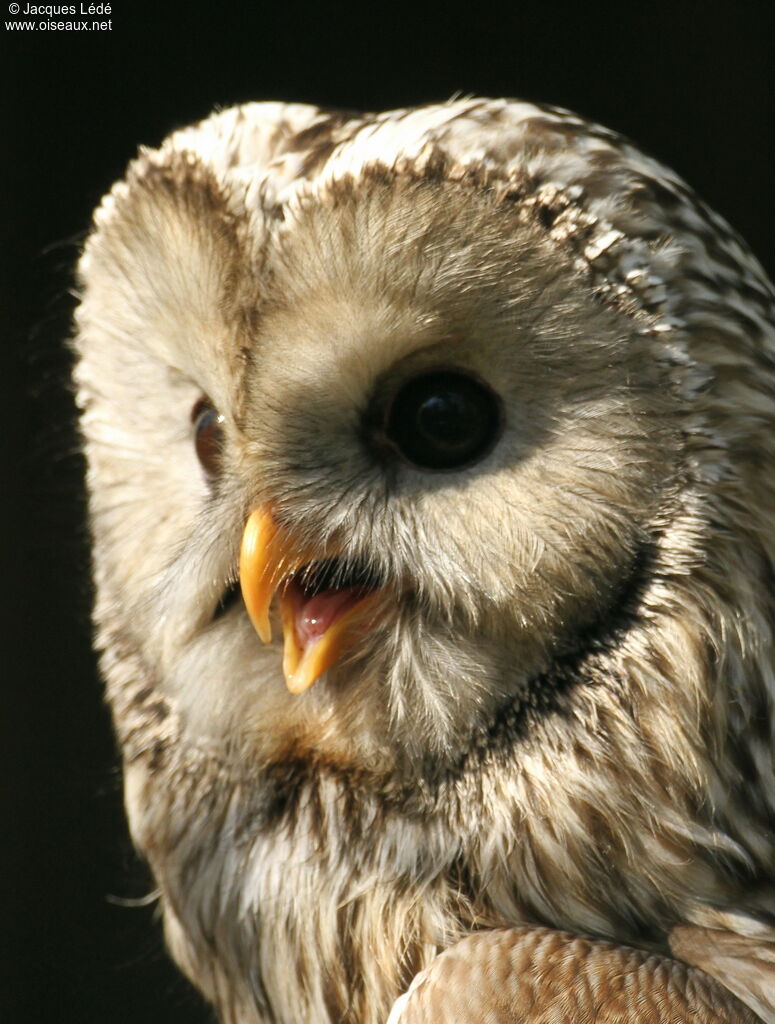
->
[74,98,775,1022]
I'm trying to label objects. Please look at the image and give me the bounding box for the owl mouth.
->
[285,558,383,635]
[239,508,385,694]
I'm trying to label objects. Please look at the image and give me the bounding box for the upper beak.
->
[239,507,298,646]
[239,507,382,694]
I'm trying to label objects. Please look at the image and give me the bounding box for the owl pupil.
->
[192,399,225,479]
[417,392,473,449]
[385,370,502,470]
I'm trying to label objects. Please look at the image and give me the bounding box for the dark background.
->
[3,3,774,1021]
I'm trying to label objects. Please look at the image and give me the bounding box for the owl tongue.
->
[294,586,369,644]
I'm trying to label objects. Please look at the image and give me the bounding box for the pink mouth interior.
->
[284,578,372,646]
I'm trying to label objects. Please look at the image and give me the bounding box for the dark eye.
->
[384,370,502,470]
[191,398,225,479]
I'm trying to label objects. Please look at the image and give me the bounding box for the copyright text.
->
[5,2,112,29]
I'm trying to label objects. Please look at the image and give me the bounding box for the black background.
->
[3,3,774,1021]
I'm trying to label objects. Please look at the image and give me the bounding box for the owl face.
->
[74,100,775,1024]
[78,158,680,776]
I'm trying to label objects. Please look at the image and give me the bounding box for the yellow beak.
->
[239,507,381,694]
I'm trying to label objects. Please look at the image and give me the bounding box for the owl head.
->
[73,100,775,1023]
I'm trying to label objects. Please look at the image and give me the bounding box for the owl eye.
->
[384,370,503,470]
[192,398,225,479]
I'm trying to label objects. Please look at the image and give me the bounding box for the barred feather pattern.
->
[387,927,758,1023]
[75,98,775,1023]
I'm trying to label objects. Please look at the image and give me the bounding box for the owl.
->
[74,98,775,1022]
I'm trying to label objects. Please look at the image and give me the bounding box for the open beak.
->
[239,507,382,694]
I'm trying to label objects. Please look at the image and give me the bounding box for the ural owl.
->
[74,99,775,1022]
